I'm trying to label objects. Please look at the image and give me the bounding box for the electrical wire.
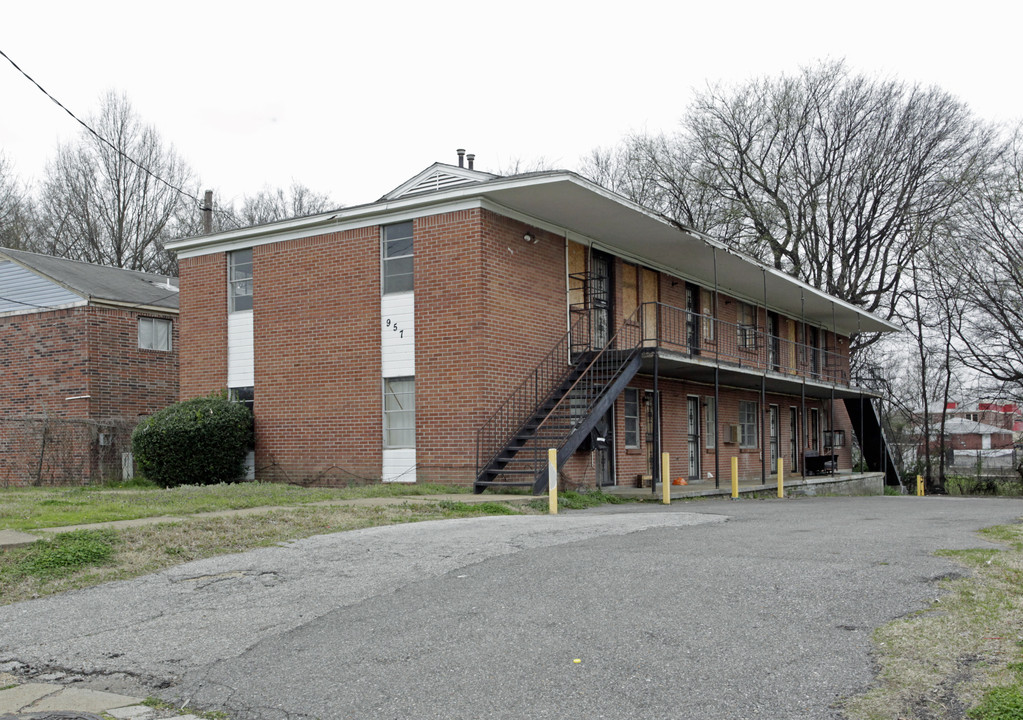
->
[0,47,205,210]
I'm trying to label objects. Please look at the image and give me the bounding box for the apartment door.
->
[593,410,616,487]
[769,405,780,470]
[687,396,701,479]
[789,407,799,473]
[685,284,701,355]
[767,312,781,371]
[645,390,659,476]
[590,251,613,348]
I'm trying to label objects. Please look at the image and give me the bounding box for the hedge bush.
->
[132,394,253,488]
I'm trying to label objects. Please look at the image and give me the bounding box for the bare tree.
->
[950,125,1023,402]
[584,61,997,350]
[35,91,196,273]
[236,183,336,226]
[0,153,34,250]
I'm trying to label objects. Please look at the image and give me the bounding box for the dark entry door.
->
[593,410,615,486]
[590,251,612,348]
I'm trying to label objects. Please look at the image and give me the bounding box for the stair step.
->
[474,481,534,487]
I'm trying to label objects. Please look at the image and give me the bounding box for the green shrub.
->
[132,394,253,488]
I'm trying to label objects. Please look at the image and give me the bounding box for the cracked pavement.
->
[2,497,1022,719]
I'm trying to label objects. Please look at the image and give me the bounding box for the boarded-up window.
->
[622,262,638,320]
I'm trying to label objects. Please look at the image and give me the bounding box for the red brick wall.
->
[85,306,179,419]
[416,209,567,483]
[0,305,179,485]
[0,309,90,418]
[178,253,227,398]
[252,227,382,483]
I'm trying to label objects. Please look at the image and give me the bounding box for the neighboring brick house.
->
[168,156,900,491]
[0,249,179,485]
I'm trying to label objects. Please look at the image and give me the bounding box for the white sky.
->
[2,0,1022,212]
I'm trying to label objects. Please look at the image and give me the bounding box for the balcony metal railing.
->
[638,302,850,386]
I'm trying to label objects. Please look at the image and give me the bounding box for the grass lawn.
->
[845,522,1023,720]
[0,481,475,531]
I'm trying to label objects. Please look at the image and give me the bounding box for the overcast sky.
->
[2,0,1022,212]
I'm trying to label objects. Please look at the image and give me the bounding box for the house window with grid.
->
[138,317,172,351]
[229,249,253,312]
[739,400,758,448]
[705,397,716,449]
[229,386,254,413]
[383,377,415,448]
[737,302,757,350]
[382,221,414,294]
[624,388,640,448]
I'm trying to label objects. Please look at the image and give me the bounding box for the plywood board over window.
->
[621,262,638,321]
[567,241,587,308]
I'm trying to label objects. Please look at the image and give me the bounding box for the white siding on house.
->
[381,292,415,482]
[381,292,415,377]
[382,448,417,483]
[0,261,83,314]
[227,310,255,387]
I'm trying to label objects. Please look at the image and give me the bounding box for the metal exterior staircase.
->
[843,397,901,486]
[475,312,644,494]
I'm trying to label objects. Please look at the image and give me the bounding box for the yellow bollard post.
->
[777,457,784,498]
[662,452,671,505]
[548,448,558,514]
[917,474,925,497]
[731,456,739,499]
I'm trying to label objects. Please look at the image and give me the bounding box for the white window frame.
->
[383,376,415,448]
[739,400,758,449]
[229,248,254,312]
[624,388,640,449]
[382,221,414,294]
[705,397,716,449]
[138,317,172,351]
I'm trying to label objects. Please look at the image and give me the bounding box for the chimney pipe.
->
[467,153,475,170]
[456,149,465,168]
[202,190,213,234]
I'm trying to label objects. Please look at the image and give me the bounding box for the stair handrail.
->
[474,315,588,476]
[531,305,646,444]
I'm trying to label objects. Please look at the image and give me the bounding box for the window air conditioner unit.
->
[726,424,741,444]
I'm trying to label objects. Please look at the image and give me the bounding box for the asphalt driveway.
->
[2,496,1021,719]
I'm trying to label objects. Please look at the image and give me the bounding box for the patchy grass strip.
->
[0,501,532,605]
[0,482,471,531]
[844,521,1023,720]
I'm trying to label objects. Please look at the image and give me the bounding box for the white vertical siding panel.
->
[381,292,415,377]
[227,310,255,387]
[382,448,417,483]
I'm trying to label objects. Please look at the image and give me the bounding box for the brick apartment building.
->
[168,156,899,491]
[0,249,179,485]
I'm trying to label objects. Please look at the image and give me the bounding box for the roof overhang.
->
[168,171,900,336]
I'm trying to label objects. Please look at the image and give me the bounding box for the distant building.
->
[0,249,179,485]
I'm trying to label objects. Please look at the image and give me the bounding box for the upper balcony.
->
[571,301,867,400]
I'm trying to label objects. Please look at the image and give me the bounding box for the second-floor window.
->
[229,249,253,312]
[383,221,414,294]
[738,302,757,350]
[138,317,172,351]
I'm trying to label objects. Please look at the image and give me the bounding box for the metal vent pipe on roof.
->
[467,153,475,170]
[457,149,465,168]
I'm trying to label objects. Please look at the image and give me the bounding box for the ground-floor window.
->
[739,400,758,448]
[229,386,254,413]
[624,388,640,448]
[705,397,716,449]
[384,376,415,448]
